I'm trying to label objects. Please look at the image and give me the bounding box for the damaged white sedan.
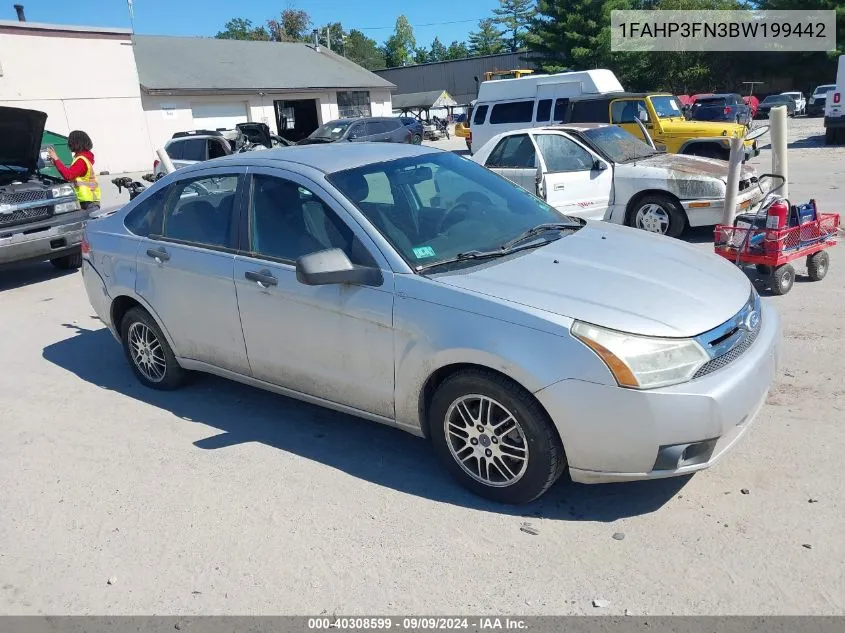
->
[472,123,764,238]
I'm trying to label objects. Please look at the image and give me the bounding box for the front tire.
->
[51,252,82,270]
[429,370,566,504]
[120,307,186,390]
[627,194,687,238]
[772,263,795,295]
[412,133,422,145]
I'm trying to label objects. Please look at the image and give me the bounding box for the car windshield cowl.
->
[415,235,564,273]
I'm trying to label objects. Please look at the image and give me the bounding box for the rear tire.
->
[825,128,836,145]
[412,133,422,145]
[771,263,795,295]
[51,252,82,270]
[807,251,829,281]
[120,307,186,390]
[627,194,687,238]
[429,369,567,504]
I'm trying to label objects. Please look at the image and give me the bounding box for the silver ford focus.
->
[81,144,780,504]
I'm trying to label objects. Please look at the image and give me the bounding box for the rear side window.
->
[553,98,570,121]
[383,119,402,131]
[179,138,207,162]
[485,134,536,169]
[473,105,489,125]
[490,100,534,124]
[124,187,169,237]
[570,100,611,123]
[536,99,552,122]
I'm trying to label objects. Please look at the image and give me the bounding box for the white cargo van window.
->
[473,105,489,125]
[536,99,553,122]
[553,98,570,122]
[485,134,537,169]
[534,134,594,172]
[490,101,535,124]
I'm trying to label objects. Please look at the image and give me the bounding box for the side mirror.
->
[535,164,546,199]
[295,248,382,286]
[638,109,649,123]
[593,159,608,171]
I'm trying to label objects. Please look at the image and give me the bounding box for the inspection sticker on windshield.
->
[412,246,436,259]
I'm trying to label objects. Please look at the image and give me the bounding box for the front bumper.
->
[0,209,88,266]
[535,301,780,483]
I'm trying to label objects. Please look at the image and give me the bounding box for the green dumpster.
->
[40,130,73,181]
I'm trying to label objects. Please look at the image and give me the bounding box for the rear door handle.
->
[245,269,278,288]
[146,247,170,262]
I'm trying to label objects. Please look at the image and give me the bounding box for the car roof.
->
[181,143,441,175]
[540,122,608,132]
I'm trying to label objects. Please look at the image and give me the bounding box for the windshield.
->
[327,152,578,271]
[814,85,835,95]
[649,95,684,118]
[581,126,656,163]
[308,120,353,140]
[763,96,791,104]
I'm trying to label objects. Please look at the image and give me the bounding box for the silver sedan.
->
[81,144,780,504]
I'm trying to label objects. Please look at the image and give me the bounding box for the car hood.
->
[633,152,756,181]
[0,106,47,173]
[661,118,745,137]
[434,222,751,338]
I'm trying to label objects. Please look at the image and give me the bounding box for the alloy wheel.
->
[444,394,529,487]
[128,321,167,383]
[635,203,670,234]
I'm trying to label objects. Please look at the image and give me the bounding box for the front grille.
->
[693,314,761,379]
[0,189,53,229]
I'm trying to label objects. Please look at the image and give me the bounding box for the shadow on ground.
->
[0,261,77,292]
[43,324,688,521]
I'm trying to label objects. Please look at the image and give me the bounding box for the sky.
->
[7,0,502,48]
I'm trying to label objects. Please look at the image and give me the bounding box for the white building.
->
[0,19,395,173]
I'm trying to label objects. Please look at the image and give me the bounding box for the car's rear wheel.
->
[121,307,186,390]
[627,194,687,238]
[51,252,82,270]
[412,133,422,145]
[429,369,566,504]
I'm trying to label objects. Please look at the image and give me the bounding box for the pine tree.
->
[468,19,507,56]
[492,0,536,52]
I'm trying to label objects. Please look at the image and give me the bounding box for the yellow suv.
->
[566,93,759,161]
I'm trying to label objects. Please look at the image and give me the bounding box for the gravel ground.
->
[0,118,843,616]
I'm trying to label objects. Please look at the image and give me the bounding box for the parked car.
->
[688,93,752,126]
[824,55,844,145]
[0,106,84,269]
[81,143,780,504]
[756,94,796,118]
[472,124,764,237]
[808,84,836,117]
[561,93,760,161]
[781,91,806,116]
[398,116,424,144]
[297,117,412,145]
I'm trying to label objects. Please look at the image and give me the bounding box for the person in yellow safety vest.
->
[46,130,101,211]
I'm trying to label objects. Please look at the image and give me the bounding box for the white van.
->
[824,55,844,145]
[469,69,624,152]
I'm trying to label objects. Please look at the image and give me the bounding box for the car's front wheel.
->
[627,194,687,238]
[120,306,186,390]
[429,369,566,504]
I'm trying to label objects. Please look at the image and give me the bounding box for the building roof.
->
[133,35,395,94]
[392,90,458,110]
[0,19,131,35]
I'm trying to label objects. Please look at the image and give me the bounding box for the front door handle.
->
[146,247,170,262]
[553,183,566,191]
[245,269,278,288]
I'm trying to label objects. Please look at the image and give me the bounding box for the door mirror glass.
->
[593,159,608,171]
[296,248,382,286]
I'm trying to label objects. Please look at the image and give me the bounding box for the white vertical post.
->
[156,147,175,174]
[721,135,745,226]
[770,105,789,199]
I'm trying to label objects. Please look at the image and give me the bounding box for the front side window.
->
[337,91,371,118]
[611,100,649,124]
[490,100,534,124]
[162,175,239,248]
[534,134,594,172]
[249,175,373,265]
[485,134,537,169]
[328,152,577,271]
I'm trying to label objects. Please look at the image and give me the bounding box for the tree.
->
[215,18,270,41]
[492,0,536,52]
[316,21,345,50]
[267,8,311,42]
[344,29,386,70]
[413,47,429,64]
[468,18,507,56]
[383,15,417,66]
[444,40,470,60]
[429,37,447,62]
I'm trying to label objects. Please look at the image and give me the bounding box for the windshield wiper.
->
[500,221,581,251]
[415,249,509,273]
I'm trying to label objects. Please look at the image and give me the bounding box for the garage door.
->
[190,102,248,131]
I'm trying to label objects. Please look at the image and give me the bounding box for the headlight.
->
[571,321,710,389]
[54,201,80,213]
[51,184,74,198]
